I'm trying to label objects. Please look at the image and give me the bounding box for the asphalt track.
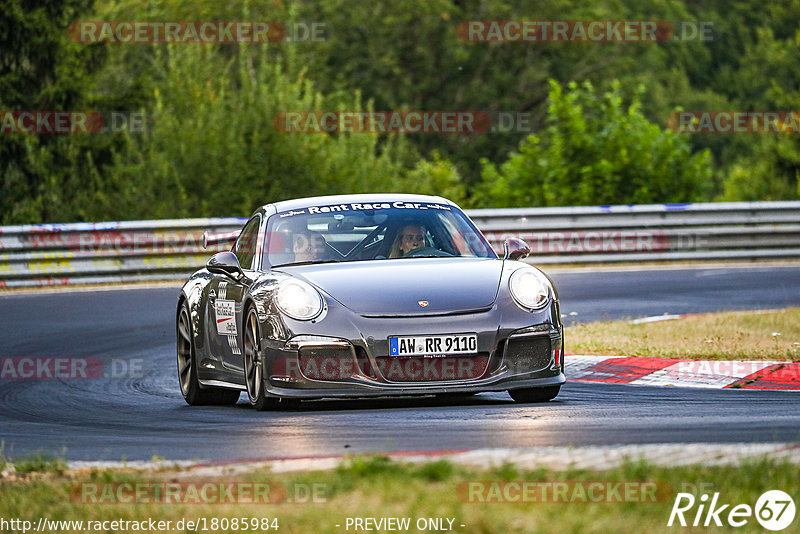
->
[1,265,799,462]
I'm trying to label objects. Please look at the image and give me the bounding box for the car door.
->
[207,215,262,373]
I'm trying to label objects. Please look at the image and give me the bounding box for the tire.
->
[508,385,561,403]
[177,301,241,406]
[243,306,300,411]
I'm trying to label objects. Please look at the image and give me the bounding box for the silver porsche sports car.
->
[177,194,565,410]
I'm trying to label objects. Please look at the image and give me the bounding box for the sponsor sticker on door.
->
[215,300,237,335]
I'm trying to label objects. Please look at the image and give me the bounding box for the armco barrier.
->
[1,202,798,287]
[472,201,800,264]
[0,218,245,288]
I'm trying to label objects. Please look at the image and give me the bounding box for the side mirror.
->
[503,237,531,261]
[206,251,246,281]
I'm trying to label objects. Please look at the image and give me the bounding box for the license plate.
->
[389,334,477,357]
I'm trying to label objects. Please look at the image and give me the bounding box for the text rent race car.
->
[177,194,565,410]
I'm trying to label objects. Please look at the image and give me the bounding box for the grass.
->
[566,307,800,361]
[1,455,798,533]
[7,453,67,476]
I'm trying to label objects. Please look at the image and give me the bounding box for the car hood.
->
[277,258,503,316]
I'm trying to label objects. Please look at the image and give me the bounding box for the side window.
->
[233,216,260,269]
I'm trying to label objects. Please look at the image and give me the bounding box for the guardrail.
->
[472,201,800,264]
[1,201,798,287]
[0,218,245,288]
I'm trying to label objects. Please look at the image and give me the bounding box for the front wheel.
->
[509,385,560,403]
[177,301,240,406]
[243,307,299,411]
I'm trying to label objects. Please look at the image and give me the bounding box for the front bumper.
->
[258,300,565,398]
[265,374,565,399]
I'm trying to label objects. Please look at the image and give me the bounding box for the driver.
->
[389,224,427,258]
[293,231,329,262]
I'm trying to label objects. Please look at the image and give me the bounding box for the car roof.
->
[264,193,457,214]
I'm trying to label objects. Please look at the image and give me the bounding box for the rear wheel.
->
[243,307,300,411]
[509,385,560,403]
[177,301,240,406]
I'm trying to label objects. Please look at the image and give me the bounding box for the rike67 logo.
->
[668,490,796,531]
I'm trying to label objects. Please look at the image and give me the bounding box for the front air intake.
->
[504,336,552,374]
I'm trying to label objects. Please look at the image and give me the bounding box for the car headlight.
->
[509,268,552,310]
[275,279,323,320]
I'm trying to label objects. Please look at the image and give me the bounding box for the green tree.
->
[715,26,800,201]
[6,0,800,224]
[405,151,465,205]
[0,0,107,223]
[720,134,800,201]
[90,43,432,220]
[473,80,712,207]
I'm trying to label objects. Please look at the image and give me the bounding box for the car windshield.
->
[264,200,496,268]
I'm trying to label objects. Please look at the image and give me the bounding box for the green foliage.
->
[89,44,415,220]
[405,152,466,205]
[1,456,798,533]
[332,456,460,490]
[3,0,800,224]
[285,0,702,184]
[720,135,800,201]
[488,461,520,481]
[13,453,67,475]
[714,26,800,201]
[415,460,456,482]
[473,80,712,207]
[0,0,108,224]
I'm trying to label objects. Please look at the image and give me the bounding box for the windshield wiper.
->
[401,255,452,259]
[272,259,342,268]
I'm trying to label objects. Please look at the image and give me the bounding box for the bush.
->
[473,80,712,208]
[13,453,67,475]
[88,44,421,220]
